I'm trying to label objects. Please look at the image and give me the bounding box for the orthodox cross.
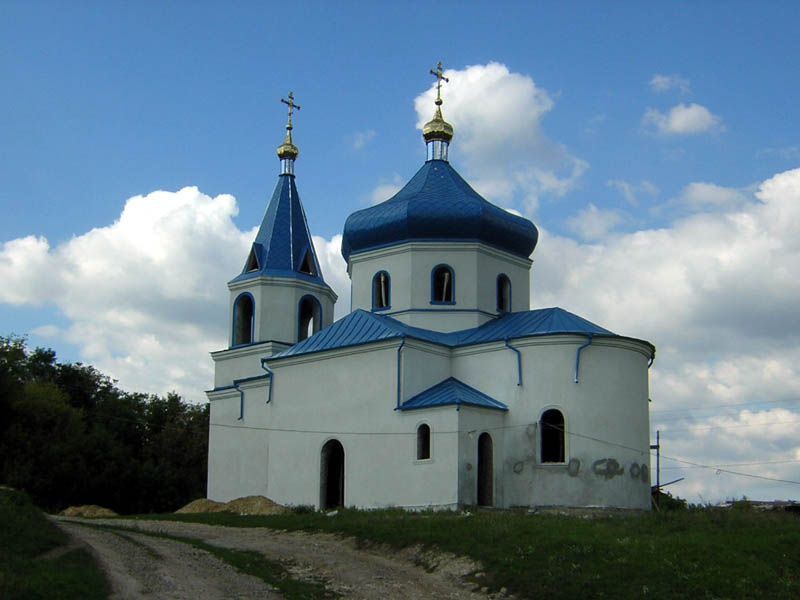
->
[429,62,449,105]
[281,92,301,129]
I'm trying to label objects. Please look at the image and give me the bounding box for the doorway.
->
[477,432,493,506]
[320,439,344,509]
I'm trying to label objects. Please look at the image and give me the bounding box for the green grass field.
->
[142,506,800,600]
[0,488,109,600]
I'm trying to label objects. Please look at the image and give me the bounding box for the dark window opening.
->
[540,409,566,463]
[232,294,254,346]
[477,432,494,506]
[432,265,454,303]
[497,274,511,313]
[417,424,431,460]
[246,247,260,272]
[320,439,344,509]
[372,271,391,310]
[298,295,322,341]
[299,250,316,275]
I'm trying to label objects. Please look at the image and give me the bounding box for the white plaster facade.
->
[207,109,655,511]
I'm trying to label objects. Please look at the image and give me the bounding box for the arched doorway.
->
[477,432,493,506]
[320,439,344,509]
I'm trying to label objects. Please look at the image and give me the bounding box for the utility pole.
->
[650,430,660,506]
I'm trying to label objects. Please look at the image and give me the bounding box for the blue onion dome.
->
[341,160,539,261]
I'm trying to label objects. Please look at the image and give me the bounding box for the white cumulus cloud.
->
[643,103,724,136]
[413,62,588,213]
[535,167,800,502]
[650,73,691,94]
[565,204,625,241]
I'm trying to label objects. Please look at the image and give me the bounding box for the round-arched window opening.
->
[431,265,455,303]
[232,293,255,346]
[298,295,322,341]
[540,409,566,463]
[372,271,391,310]
[417,424,431,460]
[497,274,511,313]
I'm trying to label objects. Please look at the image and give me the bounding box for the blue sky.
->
[2,1,799,503]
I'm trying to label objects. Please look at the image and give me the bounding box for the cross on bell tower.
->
[277,91,301,175]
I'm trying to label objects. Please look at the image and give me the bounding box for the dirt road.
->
[55,517,498,599]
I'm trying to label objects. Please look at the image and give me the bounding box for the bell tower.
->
[212,93,337,388]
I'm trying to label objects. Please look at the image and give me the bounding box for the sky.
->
[2,1,799,504]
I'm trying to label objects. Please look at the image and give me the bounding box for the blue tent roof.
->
[399,377,508,412]
[231,174,327,285]
[341,160,539,262]
[271,307,654,360]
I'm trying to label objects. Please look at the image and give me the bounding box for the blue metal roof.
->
[340,160,539,262]
[399,377,508,412]
[230,174,328,285]
[271,307,655,360]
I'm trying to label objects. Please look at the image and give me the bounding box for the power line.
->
[662,458,800,470]
[212,416,800,486]
[655,453,800,485]
[652,398,800,415]
[655,418,800,433]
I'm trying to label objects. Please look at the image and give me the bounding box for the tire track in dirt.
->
[56,520,281,599]
[61,517,502,599]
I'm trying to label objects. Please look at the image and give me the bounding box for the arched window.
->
[372,271,391,311]
[232,293,255,346]
[477,432,494,506]
[416,424,431,460]
[431,264,455,303]
[298,295,322,342]
[497,274,511,313]
[540,409,566,463]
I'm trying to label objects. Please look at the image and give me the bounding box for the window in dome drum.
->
[431,265,455,303]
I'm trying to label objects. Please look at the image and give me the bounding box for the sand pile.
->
[224,495,287,516]
[60,505,118,518]
[176,495,288,516]
[175,498,227,514]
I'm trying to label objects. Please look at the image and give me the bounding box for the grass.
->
[0,488,109,600]
[94,522,336,600]
[136,506,800,600]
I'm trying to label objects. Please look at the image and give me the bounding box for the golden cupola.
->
[277,91,300,174]
[423,62,454,161]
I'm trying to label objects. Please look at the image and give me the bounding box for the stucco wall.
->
[227,277,336,347]
[453,336,652,509]
[209,332,652,510]
[349,242,532,332]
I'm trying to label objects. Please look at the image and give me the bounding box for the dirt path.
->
[56,517,499,599]
[55,520,281,599]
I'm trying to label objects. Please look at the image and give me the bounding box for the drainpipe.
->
[505,338,522,386]
[260,358,274,404]
[574,334,594,384]
[234,383,244,420]
[395,338,406,410]
[647,355,655,368]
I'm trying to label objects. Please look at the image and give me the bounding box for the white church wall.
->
[252,343,461,509]
[207,381,272,502]
[475,251,531,313]
[349,246,412,313]
[228,277,336,347]
[452,337,652,509]
[212,343,275,388]
[400,341,452,401]
[348,242,531,333]
[456,408,507,507]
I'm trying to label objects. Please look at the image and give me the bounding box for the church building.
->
[206,67,655,511]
